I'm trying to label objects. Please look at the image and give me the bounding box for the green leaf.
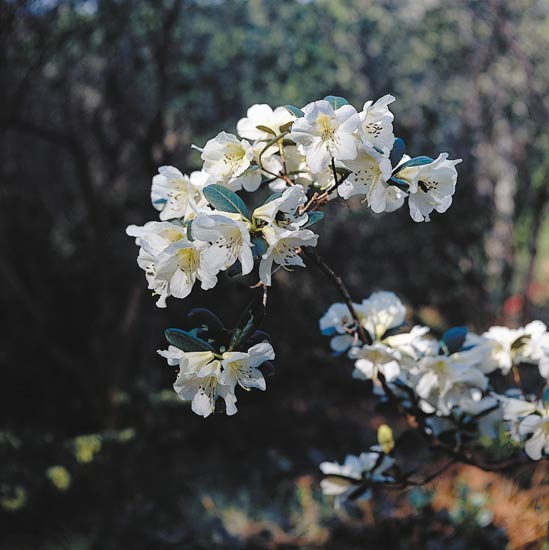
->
[543,387,549,408]
[230,298,265,351]
[255,125,276,136]
[284,105,304,118]
[303,211,324,228]
[264,192,283,204]
[394,156,433,172]
[388,177,410,191]
[252,236,268,258]
[323,95,349,109]
[203,184,250,219]
[165,328,215,353]
[441,327,467,355]
[186,308,225,333]
[390,137,406,166]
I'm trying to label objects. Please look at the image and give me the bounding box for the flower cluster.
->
[158,341,274,418]
[319,291,549,498]
[127,95,461,308]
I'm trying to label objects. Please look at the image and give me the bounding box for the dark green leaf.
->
[186,308,225,333]
[543,387,549,408]
[284,104,304,118]
[390,137,406,166]
[252,237,268,258]
[441,327,467,355]
[264,192,283,204]
[388,177,410,191]
[323,95,349,109]
[165,328,215,353]
[394,156,433,173]
[303,211,324,228]
[203,184,250,219]
[230,298,265,351]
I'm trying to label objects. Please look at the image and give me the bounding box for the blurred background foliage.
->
[1,0,549,548]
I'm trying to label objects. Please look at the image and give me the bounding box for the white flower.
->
[350,343,402,382]
[126,221,217,308]
[191,212,254,276]
[289,100,360,173]
[394,153,461,222]
[320,449,394,499]
[384,325,438,362]
[220,342,275,391]
[415,355,488,416]
[359,291,407,342]
[338,145,397,213]
[358,94,395,151]
[252,185,308,228]
[482,326,525,374]
[319,302,360,352]
[158,348,237,418]
[197,131,261,192]
[151,167,210,221]
[259,225,318,286]
[237,104,295,141]
[517,321,549,379]
[518,412,549,460]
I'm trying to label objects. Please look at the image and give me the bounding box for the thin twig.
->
[303,248,371,345]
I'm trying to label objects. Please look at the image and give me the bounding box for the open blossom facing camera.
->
[151,167,209,220]
[126,221,218,307]
[290,100,360,173]
[198,131,260,192]
[191,212,254,276]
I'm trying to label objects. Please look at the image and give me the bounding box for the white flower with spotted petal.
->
[289,100,360,173]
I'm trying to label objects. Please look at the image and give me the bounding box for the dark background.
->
[1,0,548,548]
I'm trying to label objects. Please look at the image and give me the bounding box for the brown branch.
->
[303,248,371,345]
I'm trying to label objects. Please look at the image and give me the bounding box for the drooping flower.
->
[126,221,217,307]
[358,94,396,151]
[191,212,254,276]
[158,347,237,418]
[350,343,402,382]
[338,144,398,213]
[289,100,360,173]
[258,224,318,286]
[394,153,461,222]
[220,342,275,391]
[197,131,261,192]
[236,104,295,141]
[151,167,210,221]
